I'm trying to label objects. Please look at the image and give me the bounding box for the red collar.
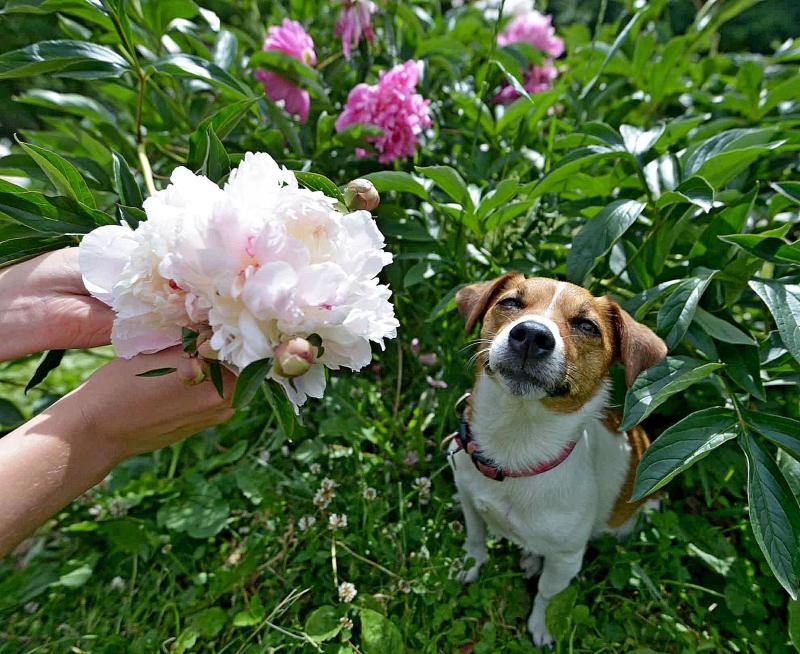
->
[453,416,577,482]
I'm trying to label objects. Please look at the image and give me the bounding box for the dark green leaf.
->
[232,359,271,409]
[150,54,251,99]
[0,40,129,80]
[772,182,800,205]
[657,272,716,350]
[415,165,472,212]
[693,307,755,345]
[181,327,199,354]
[17,139,95,207]
[749,279,800,364]
[363,171,428,200]
[739,430,800,599]
[621,357,723,430]
[25,349,65,392]
[295,171,345,203]
[566,199,645,284]
[745,412,800,461]
[656,176,714,213]
[208,361,225,399]
[631,407,738,500]
[111,151,142,209]
[135,367,177,377]
[304,606,341,642]
[718,342,766,400]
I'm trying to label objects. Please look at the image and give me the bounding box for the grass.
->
[0,345,794,653]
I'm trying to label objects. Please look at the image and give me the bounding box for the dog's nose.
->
[508,321,556,359]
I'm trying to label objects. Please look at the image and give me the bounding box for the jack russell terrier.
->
[449,273,667,647]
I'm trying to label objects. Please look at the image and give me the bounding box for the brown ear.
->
[456,272,523,334]
[606,300,667,386]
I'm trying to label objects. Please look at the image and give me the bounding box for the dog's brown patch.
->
[604,410,651,528]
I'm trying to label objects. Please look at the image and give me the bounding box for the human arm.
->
[0,347,234,557]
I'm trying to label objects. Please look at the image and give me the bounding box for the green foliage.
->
[0,0,799,651]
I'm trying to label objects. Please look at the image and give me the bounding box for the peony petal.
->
[79,224,138,304]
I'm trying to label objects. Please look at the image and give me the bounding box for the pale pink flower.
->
[336,0,377,60]
[494,10,563,103]
[255,19,316,122]
[335,60,431,163]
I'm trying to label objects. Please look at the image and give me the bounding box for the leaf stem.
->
[137,143,157,197]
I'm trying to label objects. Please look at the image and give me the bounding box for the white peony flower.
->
[80,152,399,408]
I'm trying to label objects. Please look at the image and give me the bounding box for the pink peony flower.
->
[335,0,377,60]
[335,60,431,163]
[497,10,564,57]
[255,19,316,123]
[494,10,563,103]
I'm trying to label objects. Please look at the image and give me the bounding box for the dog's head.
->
[456,273,666,411]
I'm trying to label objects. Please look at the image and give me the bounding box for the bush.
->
[0,1,798,652]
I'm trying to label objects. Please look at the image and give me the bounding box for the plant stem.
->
[137,143,157,197]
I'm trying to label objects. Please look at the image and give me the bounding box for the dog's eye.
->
[572,318,600,336]
[497,297,523,310]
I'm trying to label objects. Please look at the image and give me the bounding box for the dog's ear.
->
[456,272,523,334]
[605,299,667,386]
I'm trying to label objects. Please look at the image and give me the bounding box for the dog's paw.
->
[519,551,542,579]
[450,549,487,584]
[528,601,554,648]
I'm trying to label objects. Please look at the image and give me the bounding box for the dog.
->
[448,273,667,647]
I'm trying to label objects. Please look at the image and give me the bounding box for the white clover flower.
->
[313,489,333,510]
[339,616,354,630]
[24,602,39,614]
[298,515,317,531]
[257,449,271,466]
[80,152,399,409]
[413,476,432,500]
[320,478,339,492]
[109,576,126,591]
[309,463,321,474]
[397,580,411,594]
[328,513,348,530]
[338,581,357,603]
[362,487,377,500]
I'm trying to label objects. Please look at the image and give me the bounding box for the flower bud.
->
[178,355,206,385]
[274,337,314,377]
[343,178,380,212]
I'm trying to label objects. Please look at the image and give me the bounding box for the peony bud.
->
[178,355,206,385]
[343,178,380,212]
[274,337,314,377]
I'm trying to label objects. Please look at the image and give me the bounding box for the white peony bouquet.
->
[79,152,398,409]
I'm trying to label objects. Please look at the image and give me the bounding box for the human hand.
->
[71,346,236,462]
[0,247,114,360]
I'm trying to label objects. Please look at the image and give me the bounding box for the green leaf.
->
[683,128,784,187]
[15,89,115,123]
[150,54,251,99]
[191,607,227,639]
[655,176,714,213]
[0,235,74,267]
[720,227,800,265]
[476,179,520,221]
[749,279,800,364]
[135,367,176,377]
[620,357,723,430]
[631,407,738,501]
[415,165,472,212]
[295,171,345,203]
[360,608,404,654]
[0,398,24,429]
[545,585,578,642]
[232,358,272,409]
[208,361,225,399]
[718,342,765,401]
[620,123,665,159]
[744,412,800,461]
[739,430,800,599]
[693,307,755,345]
[530,146,627,199]
[0,40,129,80]
[566,199,646,284]
[181,327,199,354]
[790,599,800,652]
[304,606,341,642]
[156,483,230,539]
[249,50,328,100]
[111,151,142,209]
[17,139,95,207]
[0,190,102,234]
[25,349,65,392]
[772,182,800,205]
[55,563,93,588]
[363,171,428,200]
[657,272,716,350]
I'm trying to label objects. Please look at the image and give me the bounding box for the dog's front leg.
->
[527,548,585,647]
[455,495,488,583]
